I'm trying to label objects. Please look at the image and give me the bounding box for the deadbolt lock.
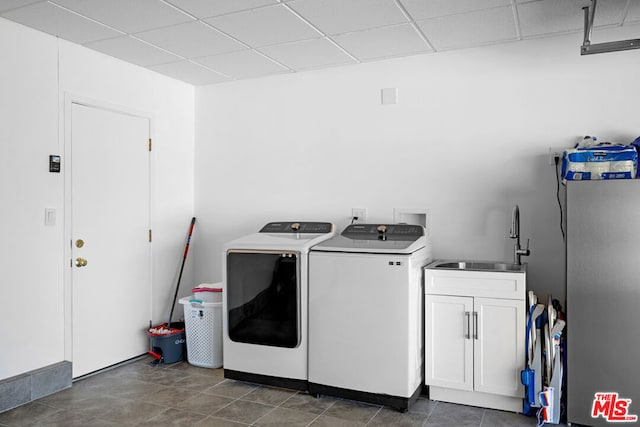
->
[75,239,84,248]
[75,257,88,267]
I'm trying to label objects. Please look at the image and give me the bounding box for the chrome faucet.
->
[509,205,530,265]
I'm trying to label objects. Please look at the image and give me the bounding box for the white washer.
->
[222,221,334,390]
[308,223,432,411]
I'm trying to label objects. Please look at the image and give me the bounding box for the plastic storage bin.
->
[179,296,223,368]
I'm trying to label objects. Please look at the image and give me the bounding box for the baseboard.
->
[308,382,422,412]
[224,369,308,391]
[429,385,522,413]
[0,362,72,413]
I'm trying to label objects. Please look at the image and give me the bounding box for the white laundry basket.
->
[179,296,223,368]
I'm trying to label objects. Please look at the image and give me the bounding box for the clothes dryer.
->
[223,221,334,390]
[308,223,431,410]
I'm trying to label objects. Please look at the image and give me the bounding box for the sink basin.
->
[430,260,525,272]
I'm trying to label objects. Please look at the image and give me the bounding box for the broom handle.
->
[167,217,196,328]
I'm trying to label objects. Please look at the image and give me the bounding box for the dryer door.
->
[226,250,300,348]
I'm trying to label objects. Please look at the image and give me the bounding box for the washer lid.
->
[341,224,423,240]
[224,221,335,252]
[312,224,426,254]
[259,222,333,234]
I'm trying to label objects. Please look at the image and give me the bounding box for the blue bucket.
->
[148,322,186,364]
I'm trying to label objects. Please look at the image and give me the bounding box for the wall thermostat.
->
[49,155,61,173]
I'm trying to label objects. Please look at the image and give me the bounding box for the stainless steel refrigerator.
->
[566,180,640,426]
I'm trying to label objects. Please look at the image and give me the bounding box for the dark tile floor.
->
[0,357,546,426]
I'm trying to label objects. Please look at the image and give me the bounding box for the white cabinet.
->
[424,267,525,412]
[425,295,473,391]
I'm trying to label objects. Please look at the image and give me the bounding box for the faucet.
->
[509,205,530,265]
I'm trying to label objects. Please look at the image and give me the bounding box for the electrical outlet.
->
[351,208,367,223]
[549,146,565,165]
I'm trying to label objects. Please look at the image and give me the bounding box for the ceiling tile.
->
[205,4,320,47]
[135,21,244,59]
[627,1,640,23]
[417,6,517,50]
[333,24,431,61]
[2,0,633,88]
[52,0,193,33]
[149,60,230,85]
[85,36,183,67]
[400,0,512,20]
[194,49,289,79]
[288,0,407,35]
[259,38,356,70]
[1,1,122,44]
[0,0,44,13]
[164,0,278,19]
[518,0,627,38]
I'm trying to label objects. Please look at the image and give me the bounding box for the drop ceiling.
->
[1,0,638,86]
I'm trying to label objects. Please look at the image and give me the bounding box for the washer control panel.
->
[260,222,333,234]
[342,224,424,241]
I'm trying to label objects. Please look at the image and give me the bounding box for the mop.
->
[147,217,196,362]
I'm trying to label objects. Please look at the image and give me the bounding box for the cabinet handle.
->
[464,311,471,339]
[473,311,479,340]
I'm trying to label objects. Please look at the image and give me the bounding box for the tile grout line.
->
[207,381,280,425]
[208,384,252,418]
[364,405,384,426]
[244,387,319,425]
[297,392,337,427]
[305,412,323,427]
[304,394,339,426]
[421,400,438,427]
[249,403,279,427]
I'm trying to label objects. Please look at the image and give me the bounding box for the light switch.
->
[45,208,56,226]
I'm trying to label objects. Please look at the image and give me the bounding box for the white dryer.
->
[222,221,334,390]
[308,223,431,411]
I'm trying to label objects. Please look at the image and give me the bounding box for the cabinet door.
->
[474,297,525,397]
[425,295,474,391]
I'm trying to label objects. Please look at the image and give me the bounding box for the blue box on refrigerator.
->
[562,145,637,181]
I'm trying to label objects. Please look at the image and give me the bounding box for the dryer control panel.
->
[341,224,424,241]
[260,222,333,234]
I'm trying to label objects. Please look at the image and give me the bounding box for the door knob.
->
[75,257,88,267]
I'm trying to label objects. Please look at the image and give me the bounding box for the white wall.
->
[0,17,195,381]
[194,26,640,305]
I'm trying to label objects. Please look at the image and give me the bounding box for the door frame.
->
[62,92,155,363]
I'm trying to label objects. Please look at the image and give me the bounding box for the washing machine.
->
[222,221,334,390]
[308,223,431,411]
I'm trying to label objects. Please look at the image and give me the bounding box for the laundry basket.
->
[179,295,223,368]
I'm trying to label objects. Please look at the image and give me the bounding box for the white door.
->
[425,294,473,391]
[71,102,151,378]
[474,297,525,397]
